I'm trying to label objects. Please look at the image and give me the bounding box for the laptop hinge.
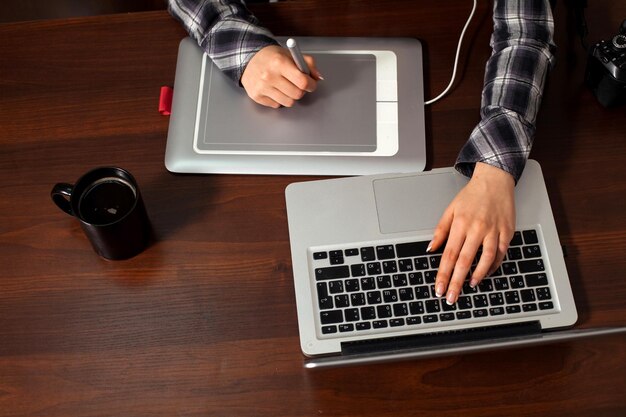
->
[341,321,542,356]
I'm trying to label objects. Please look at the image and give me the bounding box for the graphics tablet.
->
[165,37,426,175]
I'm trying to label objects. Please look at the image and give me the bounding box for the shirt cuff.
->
[454,108,535,183]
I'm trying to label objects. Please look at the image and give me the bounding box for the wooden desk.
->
[1,1,625,415]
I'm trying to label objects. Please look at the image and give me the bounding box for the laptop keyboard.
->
[311,228,557,336]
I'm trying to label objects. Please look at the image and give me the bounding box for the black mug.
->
[51,167,151,260]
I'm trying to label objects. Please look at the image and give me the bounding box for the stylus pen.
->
[286,38,310,75]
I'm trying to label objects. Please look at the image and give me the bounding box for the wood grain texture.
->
[0,1,625,416]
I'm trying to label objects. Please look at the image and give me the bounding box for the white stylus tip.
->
[286,38,296,48]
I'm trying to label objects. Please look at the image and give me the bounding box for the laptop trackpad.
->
[373,172,465,234]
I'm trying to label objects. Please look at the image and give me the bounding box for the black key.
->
[360,277,376,290]
[351,263,366,277]
[536,287,552,300]
[383,289,399,303]
[473,309,488,318]
[489,293,504,306]
[489,307,505,316]
[408,272,424,285]
[521,289,536,302]
[440,313,455,321]
[429,285,438,298]
[376,275,391,289]
[407,316,422,325]
[506,305,522,314]
[356,322,371,331]
[494,277,510,291]
[344,308,360,322]
[424,270,437,284]
[317,282,329,298]
[523,245,542,259]
[456,311,472,320]
[457,296,473,310]
[414,257,429,270]
[360,306,376,320]
[429,255,442,269]
[316,265,350,280]
[398,259,414,272]
[377,305,392,318]
[373,320,388,329]
[345,279,360,292]
[526,273,548,287]
[334,294,349,308]
[510,276,525,288]
[367,262,382,275]
[505,290,520,304]
[462,282,478,294]
[376,275,392,288]
[320,310,343,324]
[392,274,408,287]
[329,250,343,258]
[478,279,493,292]
[313,252,327,260]
[519,259,545,273]
[523,229,539,244]
[522,303,538,312]
[376,245,396,260]
[409,301,424,315]
[322,325,337,334]
[328,280,344,294]
[423,314,439,323]
[425,299,441,313]
[318,297,333,310]
[350,293,366,306]
[345,248,359,257]
[393,303,409,317]
[473,294,488,308]
[360,247,375,262]
[414,286,430,300]
[441,301,457,312]
[396,241,429,258]
[383,261,398,274]
[339,324,354,332]
[501,262,518,275]
[539,301,554,310]
[510,231,523,246]
[390,318,405,327]
[399,287,414,301]
[507,247,523,260]
[329,256,344,265]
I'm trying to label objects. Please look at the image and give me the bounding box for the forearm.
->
[455,0,556,182]
[168,0,279,83]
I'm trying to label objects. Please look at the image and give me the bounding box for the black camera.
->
[585,19,626,107]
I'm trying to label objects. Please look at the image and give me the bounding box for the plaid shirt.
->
[168,0,556,182]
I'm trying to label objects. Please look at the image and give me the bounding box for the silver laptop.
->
[285,160,626,368]
[165,36,426,175]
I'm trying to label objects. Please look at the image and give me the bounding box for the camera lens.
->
[613,34,626,49]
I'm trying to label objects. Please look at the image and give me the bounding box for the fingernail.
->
[435,283,444,297]
[446,291,456,305]
[469,279,478,288]
[316,72,325,80]
[426,241,433,253]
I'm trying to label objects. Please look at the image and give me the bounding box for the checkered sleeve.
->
[168,0,279,84]
[455,0,556,182]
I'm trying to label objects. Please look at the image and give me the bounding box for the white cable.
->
[424,0,478,105]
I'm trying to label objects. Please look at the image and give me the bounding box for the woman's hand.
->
[430,162,516,305]
[241,45,322,108]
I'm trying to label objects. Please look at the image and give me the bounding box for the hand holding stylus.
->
[240,41,323,108]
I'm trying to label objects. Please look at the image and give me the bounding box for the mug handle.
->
[51,183,74,216]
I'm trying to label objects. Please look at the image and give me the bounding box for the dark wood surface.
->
[1,1,625,416]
